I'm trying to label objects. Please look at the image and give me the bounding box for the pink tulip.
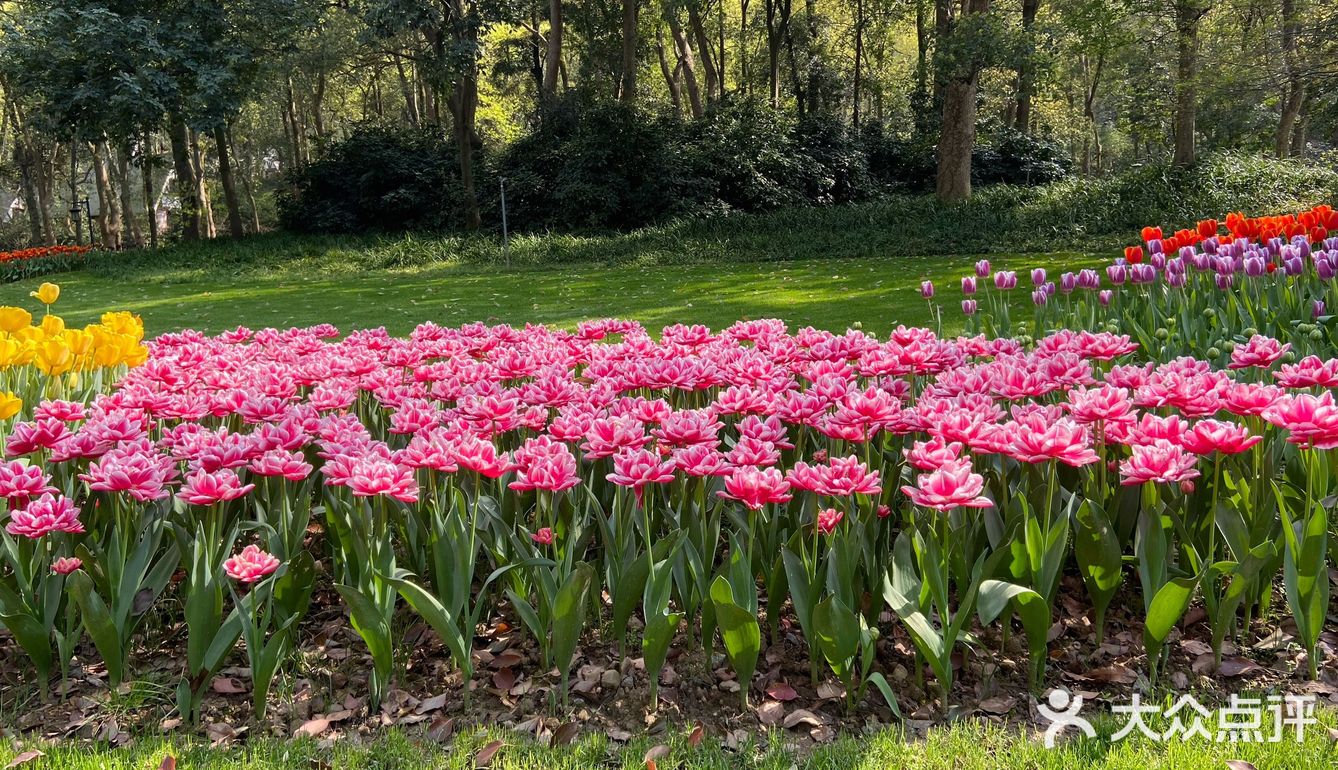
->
[718,466,792,510]
[1180,419,1262,455]
[606,448,676,490]
[5,493,83,538]
[1119,440,1201,485]
[816,508,844,535]
[900,459,992,511]
[0,460,56,505]
[904,436,964,470]
[224,545,281,583]
[531,527,555,546]
[51,556,82,575]
[178,469,256,506]
[1229,335,1290,369]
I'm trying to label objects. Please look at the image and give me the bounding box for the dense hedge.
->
[278,94,1080,235]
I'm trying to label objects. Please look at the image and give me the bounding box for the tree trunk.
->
[89,141,121,248]
[852,0,864,127]
[169,116,202,240]
[656,28,685,112]
[312,71,327,139]
[543,0,564,97]
[191,131,216,238]
[1014,0,1040,132]
[5,99,48,245]
[213,125,245,239]
[1172,1,1207,167]
[116,142,143,247]
[395,57,421,125]
[739,0,750,94]
[804,0,820,115]
[619,0,639,103]
[666,7,704,118]
[231,128,262,233]
[1274,0,1303,158]
[687,3,718,102]
[764,0,793,108]
[935,0,990,202]
[141,134,158,249]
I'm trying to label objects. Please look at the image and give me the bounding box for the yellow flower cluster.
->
[0,283,147,419]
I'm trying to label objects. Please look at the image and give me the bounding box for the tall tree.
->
[1172,0,1210,167]
[935,0,991,202]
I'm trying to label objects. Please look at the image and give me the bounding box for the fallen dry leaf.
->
[687,722,704,748]
[551,721,580,748]
[493,667,517,691]
[158,757,177,770]
[1086,665,1137,684]
[5,751,44,769]
[475,740,504,768]
[644,744,670,770]
[294,718,330,738]
[977,695,1017,715]
[766,681,798,701]
[1217,658,1262,677]
[416,694,448,714]
[427,716,455,742]
[815,681,844,700]
[211,677,247,694]
[782,708,825,730]
[755,700,785,726]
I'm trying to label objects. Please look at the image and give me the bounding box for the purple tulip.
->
[1318,256,1338,281]
[1314,300,1326,319]
[1285,256,1304,275]
[1191,252,1211,271]
[1243,256,1267,277]
[1031,268,1047,287]
[961,276,977,295]
[1148,239,1164,255]
[1167,269,1187,288]
[1044,281,1056,296]
[1106,264,1127,285]
[1078,269,1100,290]
[994,271,1017,290]
[1098,290,1113,306]
[1059,272,1077,294]
[962,299,978,315]
[1032,289,1048,306]
[1215,273,1234,291]
[921,280,935,299]
[1178,246,1196,261]
[975,259,991,278]
[1131,264,1157,284]
[1150,252,1166,270]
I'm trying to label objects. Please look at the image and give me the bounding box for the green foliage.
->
[276,123,461,234]
[492,93,693,230]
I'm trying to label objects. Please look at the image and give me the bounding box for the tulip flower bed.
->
[2,302,1336,745]
[954,205,1338,365]
[0,245,94,285]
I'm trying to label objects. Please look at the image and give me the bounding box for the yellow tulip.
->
[0,337,23,368]
[0,307,32,334]
[34,337,73,376]
[40,314,65,337]
[29,283,60,305]
[0,392,20,420]
[64,329,94,358]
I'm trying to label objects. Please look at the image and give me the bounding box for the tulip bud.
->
[1155,328,1169,340]
[1203,307,1217,318]
[1179,480,1195,495]
[1310,329,1324,341]
[1206,347,1221,359]
[1106,460,1119,473]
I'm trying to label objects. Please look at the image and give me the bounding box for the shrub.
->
[491,93,691,231]
[276,124,460,234]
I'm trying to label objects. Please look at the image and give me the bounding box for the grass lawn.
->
[0,236,1096,336]
[3,714,1335,770]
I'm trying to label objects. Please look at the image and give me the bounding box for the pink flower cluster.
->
[2,320,1330,556]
